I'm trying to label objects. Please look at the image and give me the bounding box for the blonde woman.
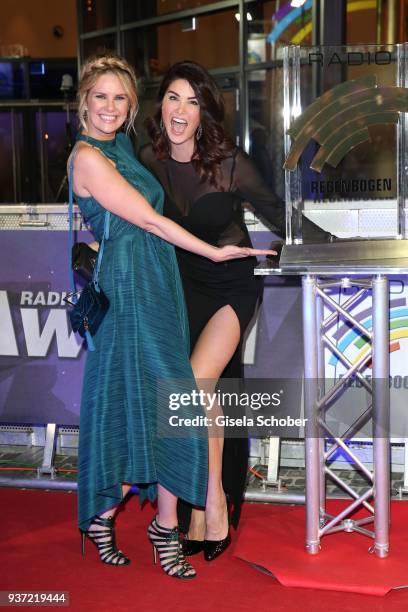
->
[70,53,274,579]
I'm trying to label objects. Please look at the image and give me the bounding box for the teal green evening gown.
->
[74,132,208,530]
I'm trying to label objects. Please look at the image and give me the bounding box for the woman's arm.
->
[233,148,286,236]
[72,146,274,262]
[233,148,335,242]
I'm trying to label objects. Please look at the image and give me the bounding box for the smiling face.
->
[161,78,201,160]
[85,72,130,140]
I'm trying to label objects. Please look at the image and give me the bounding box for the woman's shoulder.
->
[71,141,116,171]
[219,145,242,166]
[68,141,99,175]
[215,145,238,167]
[232,145,249,160]
[218,146,244,176]
[229,146,258,172]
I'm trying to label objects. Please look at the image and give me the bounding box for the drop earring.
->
[196,124,203,140]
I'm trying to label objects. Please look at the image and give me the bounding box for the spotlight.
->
[290,0,307,7]
[234,12,253,22]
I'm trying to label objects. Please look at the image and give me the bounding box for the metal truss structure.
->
[302,274,390,558]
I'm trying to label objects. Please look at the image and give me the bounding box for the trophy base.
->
[280,239,408,269]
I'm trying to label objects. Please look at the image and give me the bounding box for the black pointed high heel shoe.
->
[147,517,197,579]
[81,515,131,566]
[203,533,231,561]
[203,496,231,562]
[182,536,204,557]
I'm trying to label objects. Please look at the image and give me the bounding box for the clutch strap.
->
[68,145,110,296]
[68,144,111,350]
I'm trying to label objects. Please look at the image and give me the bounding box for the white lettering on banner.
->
[20,291,33,305]
[20,309,81,358]
[20,291,68,306]
[0,291,19,356]
[48,292,63,306]
[33,293,46,306]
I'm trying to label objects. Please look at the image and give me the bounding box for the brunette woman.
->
[141,60,333,561]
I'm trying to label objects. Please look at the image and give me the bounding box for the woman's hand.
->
[211,245,277,263]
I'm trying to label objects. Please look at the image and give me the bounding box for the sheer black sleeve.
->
[231,148,286,237]
[232,148,335,242]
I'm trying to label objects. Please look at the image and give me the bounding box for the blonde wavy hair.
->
[78,53,138,134]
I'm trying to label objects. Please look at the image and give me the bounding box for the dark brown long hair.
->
[145,61,235,187]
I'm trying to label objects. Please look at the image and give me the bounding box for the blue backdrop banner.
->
[0,230,95,425]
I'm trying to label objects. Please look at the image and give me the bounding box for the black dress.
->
[140,144,288,530]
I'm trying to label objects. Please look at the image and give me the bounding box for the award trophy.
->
[280,43,408,268]
[258,44,408,558]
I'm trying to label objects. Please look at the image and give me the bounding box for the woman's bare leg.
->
[157,484,178,528]
[93,483,132,521]
[189,305,241,541]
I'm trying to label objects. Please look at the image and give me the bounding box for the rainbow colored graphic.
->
[328,297,408,367]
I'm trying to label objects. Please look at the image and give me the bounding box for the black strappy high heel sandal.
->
[81,515,131,566]
[147,517,197,579]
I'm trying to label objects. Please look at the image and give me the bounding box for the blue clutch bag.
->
[66,281,109,339]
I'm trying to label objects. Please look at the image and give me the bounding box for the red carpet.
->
[2,489,408,611]
[234,500,408,596]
